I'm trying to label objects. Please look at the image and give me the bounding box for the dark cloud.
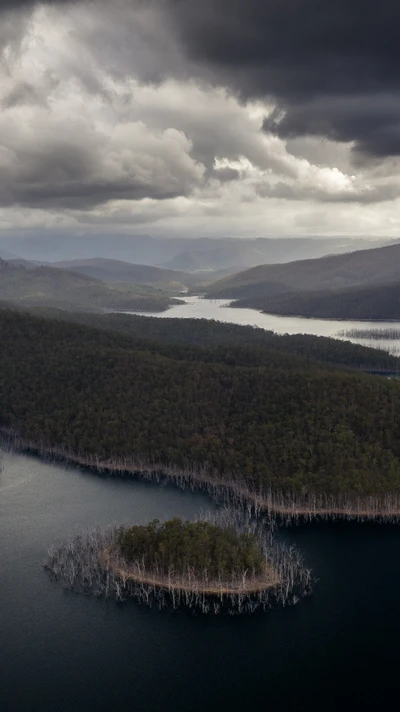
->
[3,1,400,159]
[0,119,205,209]
[0,0,70,7]
[137,0,400,159]
[4,0,400,159]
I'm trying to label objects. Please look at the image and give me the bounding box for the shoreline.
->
[3,430,400,522]
[103,547,281,596]
[228,297,400,324]
[45,527,312,613]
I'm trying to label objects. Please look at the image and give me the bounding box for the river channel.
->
[131,296,400,355]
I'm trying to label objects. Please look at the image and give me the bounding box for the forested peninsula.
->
[2,306,400,518]
[233,282,400,321]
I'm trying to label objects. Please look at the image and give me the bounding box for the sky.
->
[1,0,400,239]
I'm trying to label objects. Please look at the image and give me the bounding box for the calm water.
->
[2,450,400,711]
[132,296,400,355]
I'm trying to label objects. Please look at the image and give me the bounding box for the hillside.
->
[0,260,180,312]
[51,258,192,291]
[236,282,400,321]
[2,308,400,498]
[206,242,400,299]
[50,257,239,290]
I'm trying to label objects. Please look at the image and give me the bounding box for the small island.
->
[45,516,313,614]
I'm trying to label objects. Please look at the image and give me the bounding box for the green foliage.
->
[5,304,400,371]
[118,518,264,577]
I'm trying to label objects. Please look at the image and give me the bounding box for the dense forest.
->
[3,303,399,371]
[2,307,400,498]
[234,282,400,321]
[118,518,264,578]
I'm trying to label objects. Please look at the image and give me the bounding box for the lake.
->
[131,296,400,354]
[1,449,400,711]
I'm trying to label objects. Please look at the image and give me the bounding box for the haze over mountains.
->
[207,242,400,295]
[47,259,211,290]
[1,235,400,320]
[0,236,391,272]
[0,259,182,313]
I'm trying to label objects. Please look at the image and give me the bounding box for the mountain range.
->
[0,235,391,272]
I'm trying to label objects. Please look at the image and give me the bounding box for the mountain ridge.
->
[0,259,180,312]
[206,242,400,299]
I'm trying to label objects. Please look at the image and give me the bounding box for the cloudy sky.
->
[1,0,400,238]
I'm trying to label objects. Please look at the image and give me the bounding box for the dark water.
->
[1,450,400,712]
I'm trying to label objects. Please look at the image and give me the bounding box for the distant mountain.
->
[0,234,391,268]
[206,242,400,299]
[51,258,193,291]
[0,259,180,312]
[39,257,238,291]
[235,282,400,321]
[161,243,275,271]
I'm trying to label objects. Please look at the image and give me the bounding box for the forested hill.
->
[235,282,400,321]
[0,259,180,312]
[205,241,400,300]
[4,304,400,371]
[2,307,400,497]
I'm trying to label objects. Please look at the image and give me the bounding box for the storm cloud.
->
[3,0,400,158]
[125,0,400,159]
[0,0,400,237]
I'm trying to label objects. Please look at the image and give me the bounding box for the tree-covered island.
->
[45,516,313,614]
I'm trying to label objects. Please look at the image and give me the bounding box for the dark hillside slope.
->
[4,304,399,371]
[206,242,400,299]
[0,260,179,312]
[236,282,400,321]
[2,309,400,497]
